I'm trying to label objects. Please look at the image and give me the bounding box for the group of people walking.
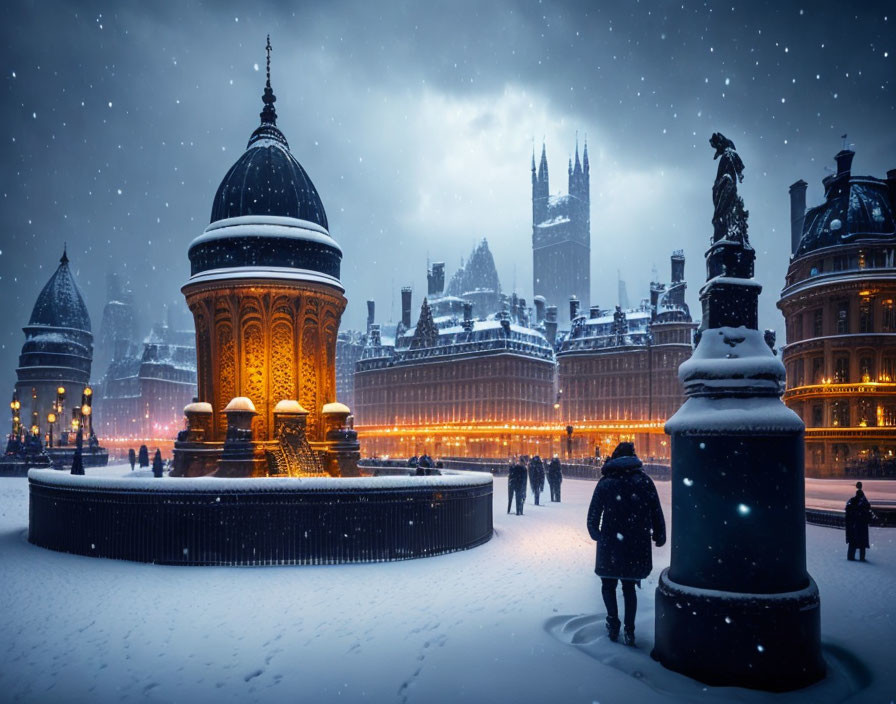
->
[507,454,564,515]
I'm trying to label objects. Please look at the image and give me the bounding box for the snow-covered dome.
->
[186,40,342,291]
[795,150,896,257]
[28,249,91,332]
[210,129,328,229]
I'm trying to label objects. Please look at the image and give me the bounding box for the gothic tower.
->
[532,139,590,312]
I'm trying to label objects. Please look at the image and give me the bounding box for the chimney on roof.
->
[401,287,412,329]
[462,301,473,326]
[545,305,558,346]
[427,262,445,297]
[366,300,375,334]
[533,295,546,324]
[589,306,600,319]
[671,250,685,284]
[789,180,808,255]
[518,297,528,327]
[835,149,855,178]
[569,296,580,322]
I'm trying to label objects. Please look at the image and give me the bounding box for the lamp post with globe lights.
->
[46,412,56,448]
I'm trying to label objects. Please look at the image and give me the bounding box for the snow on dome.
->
[210,140,328,229]
[830,218,842,231]
[183,401,213,414]
[224,396,257,413]
[322,402,351,415]
[274,399,308,414]
[28,250,91,332]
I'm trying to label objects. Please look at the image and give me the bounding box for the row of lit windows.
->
[787,296,896,342]
[787,349,896,386]
[795,399,896,428]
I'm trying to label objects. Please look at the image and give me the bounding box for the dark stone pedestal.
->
[653,569,824,691]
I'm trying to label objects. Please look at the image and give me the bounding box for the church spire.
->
[583,135,589,172]
[538,141,548,183]
[60,244,69,266]
[260,35,277,125]
[574,132,582,174]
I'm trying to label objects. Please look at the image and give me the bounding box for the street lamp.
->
[47,412,56,448]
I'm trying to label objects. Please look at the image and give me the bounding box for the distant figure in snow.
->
[547,455,563,502]
[587,442,665,647]
[528,455,546,505]
[138,444,149,468]
[507,459,527,515]
[407,455,419,468]
[152,449,164,478]
[128,448,136,471]
[845,481,872,561]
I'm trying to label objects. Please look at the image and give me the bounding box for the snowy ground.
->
[1,471,894,703]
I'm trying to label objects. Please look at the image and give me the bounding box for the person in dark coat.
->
[128,448,136,471]
[507,459,527,515]
[845,481,872,561]
[138,444,149,468]
[152,449,165,478]
[528,455,546,505]
[586,442,665,646]
[547,456,563,502]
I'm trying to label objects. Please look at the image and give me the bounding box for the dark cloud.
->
[1,0,893,393]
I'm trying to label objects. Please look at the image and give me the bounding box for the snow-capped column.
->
[651,133,824,691]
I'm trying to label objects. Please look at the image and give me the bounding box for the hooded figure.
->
[528,455,546,505]
[547,456,563,502]
[845,481,872,561]
[586,442,665,646]
[507,460,528,515]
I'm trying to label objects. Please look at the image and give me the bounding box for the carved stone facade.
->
[183,281,346,446]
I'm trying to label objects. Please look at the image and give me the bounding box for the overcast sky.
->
[1,0,893,392]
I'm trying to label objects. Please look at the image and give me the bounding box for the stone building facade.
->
[95,317,197,440]
[556,252,696,458]
[353,281,556,457]
[778,147,896,477]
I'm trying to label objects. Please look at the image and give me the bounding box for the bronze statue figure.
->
[709,132,749,244]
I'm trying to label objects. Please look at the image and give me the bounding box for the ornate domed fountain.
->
[28,38,493,565]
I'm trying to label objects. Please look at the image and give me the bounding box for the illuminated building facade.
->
[556,251,696,458]
[779,147,896,477]
[174,40,357,477]
[95,317,197,440]
[354,286,556,457]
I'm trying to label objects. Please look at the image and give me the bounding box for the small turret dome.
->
[29,249,91,332]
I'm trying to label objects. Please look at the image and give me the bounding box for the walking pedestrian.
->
[528,455,546,506]
[586,442,665,647]
[845,481,872,562]
[507,458,527,515]
[547,455,563,502]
